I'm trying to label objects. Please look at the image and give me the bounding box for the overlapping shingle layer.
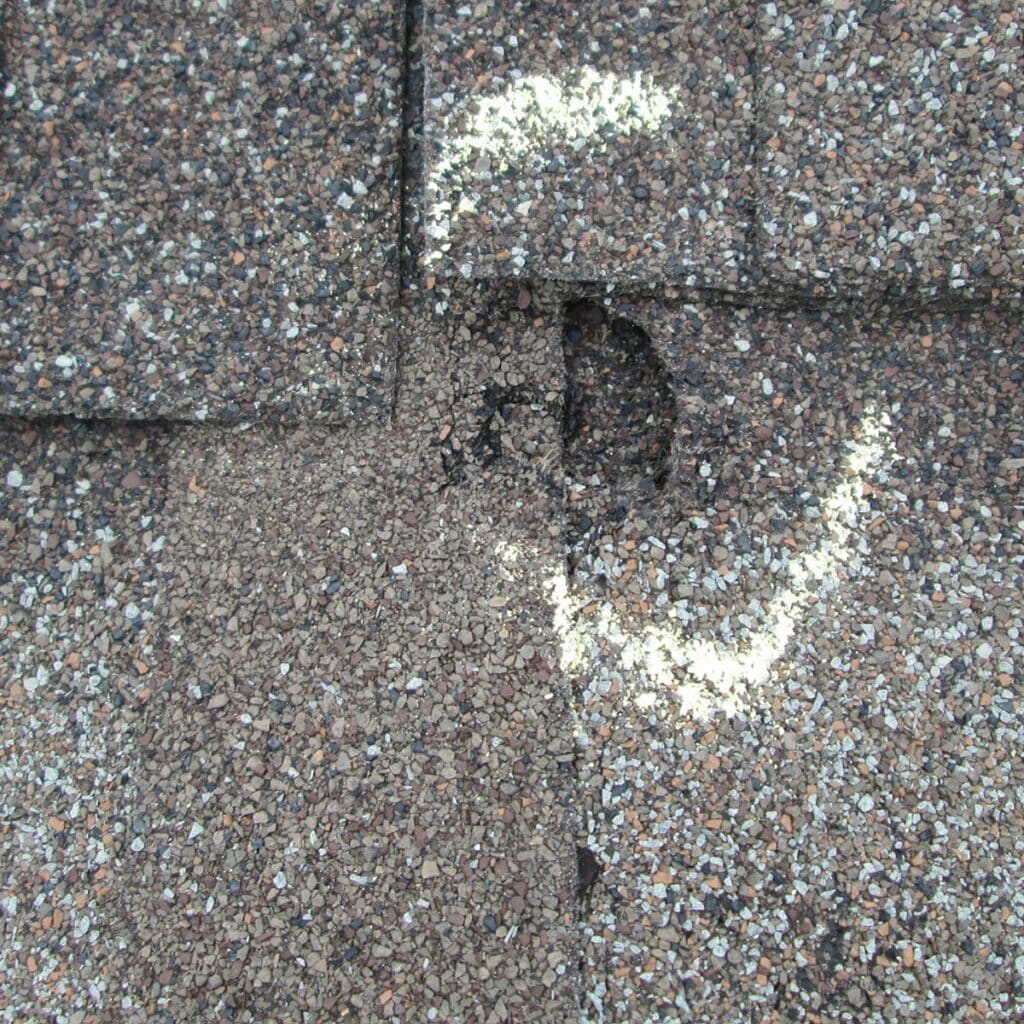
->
[421,0,1022,300]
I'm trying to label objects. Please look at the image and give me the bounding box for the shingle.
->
[422,0,757,288]
[755,1,1024,301]
[0,419,172,1016]
[0,2,402,421]
[1,280,581,1021]
[563,296,1024,1022]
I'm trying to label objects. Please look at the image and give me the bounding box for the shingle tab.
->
[422,0,757,288]
[0,1,401,421]
[756,1,1024,301]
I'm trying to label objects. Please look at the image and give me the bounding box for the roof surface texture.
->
[2,2,1023,1023]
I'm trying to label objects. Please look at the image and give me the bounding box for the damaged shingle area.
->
[567,298,1024,1023]
[1,308,580,1022]
[562,300,676,570]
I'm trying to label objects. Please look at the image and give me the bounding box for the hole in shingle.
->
[562,301,676,568]
[575,844,601,901]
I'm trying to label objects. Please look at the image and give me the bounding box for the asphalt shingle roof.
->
[2,3,1023,1022]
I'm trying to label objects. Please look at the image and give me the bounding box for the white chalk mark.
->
[543,408,894,717]
[425,68,681,258]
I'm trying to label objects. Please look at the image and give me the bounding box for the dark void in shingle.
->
[562,300,676,569]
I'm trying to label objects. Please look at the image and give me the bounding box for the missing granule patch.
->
[440,383,539,486]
